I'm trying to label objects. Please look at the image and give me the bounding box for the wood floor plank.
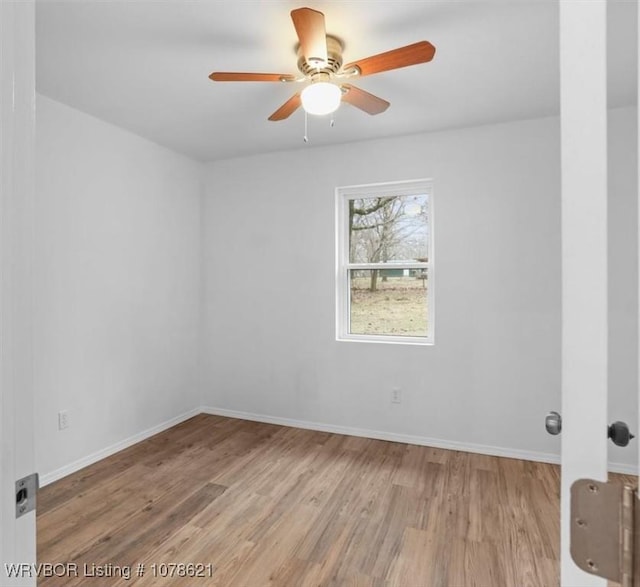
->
[38,415,563,586]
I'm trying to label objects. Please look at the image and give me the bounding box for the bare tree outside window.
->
[349,195,429,291]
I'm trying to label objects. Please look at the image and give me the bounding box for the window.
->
[336,179,434,344]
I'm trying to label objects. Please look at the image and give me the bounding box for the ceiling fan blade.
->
[268,93,302,121]
[341,84,390,115]
[343,41,436,77]
[291,7,328,66]
[209,72,296,82]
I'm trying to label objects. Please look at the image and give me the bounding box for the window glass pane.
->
[349,194,429,264]
[349,269,428,337]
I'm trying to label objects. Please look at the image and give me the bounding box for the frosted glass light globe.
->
[301,82,341,116]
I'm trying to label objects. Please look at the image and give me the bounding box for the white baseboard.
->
[39,408,201,487]
[200,405,562,464]
[608,461,639,475]
[40,405,638,486]
[201,406,639,475]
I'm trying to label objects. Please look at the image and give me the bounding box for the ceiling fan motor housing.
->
[296,35,344,78]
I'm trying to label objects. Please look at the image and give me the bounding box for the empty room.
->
[2,1,639,586]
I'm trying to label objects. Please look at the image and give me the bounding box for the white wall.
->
[202,115,564,462]
[202,108,638,470]
[35,95,203,480]
[35,97,637,479]
[608,107,638,468]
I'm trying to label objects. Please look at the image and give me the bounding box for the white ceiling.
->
[36,0,637,162]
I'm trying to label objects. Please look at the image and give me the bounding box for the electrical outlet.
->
[58,410,69,430]
[391,388,402,404]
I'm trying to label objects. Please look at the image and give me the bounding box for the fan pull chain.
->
[303,111,309,143]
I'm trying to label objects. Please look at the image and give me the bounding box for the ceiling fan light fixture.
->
[301,82,342,116]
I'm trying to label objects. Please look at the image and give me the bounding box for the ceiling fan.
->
[209,7,436,121]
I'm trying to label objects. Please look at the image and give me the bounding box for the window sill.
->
[336,334,434,346]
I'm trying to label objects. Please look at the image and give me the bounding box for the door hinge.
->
[15,472,39,519]
[571,478,637,586]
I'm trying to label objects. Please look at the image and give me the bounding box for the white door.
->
[0,1,37,586]
[560,1,638,585]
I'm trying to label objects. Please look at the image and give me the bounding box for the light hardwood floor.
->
[37,414,625,586]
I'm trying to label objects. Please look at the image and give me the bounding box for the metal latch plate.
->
[570,478,634,584]
[15,472,39,519]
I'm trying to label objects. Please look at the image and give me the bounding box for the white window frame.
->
[335,178,435,345]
